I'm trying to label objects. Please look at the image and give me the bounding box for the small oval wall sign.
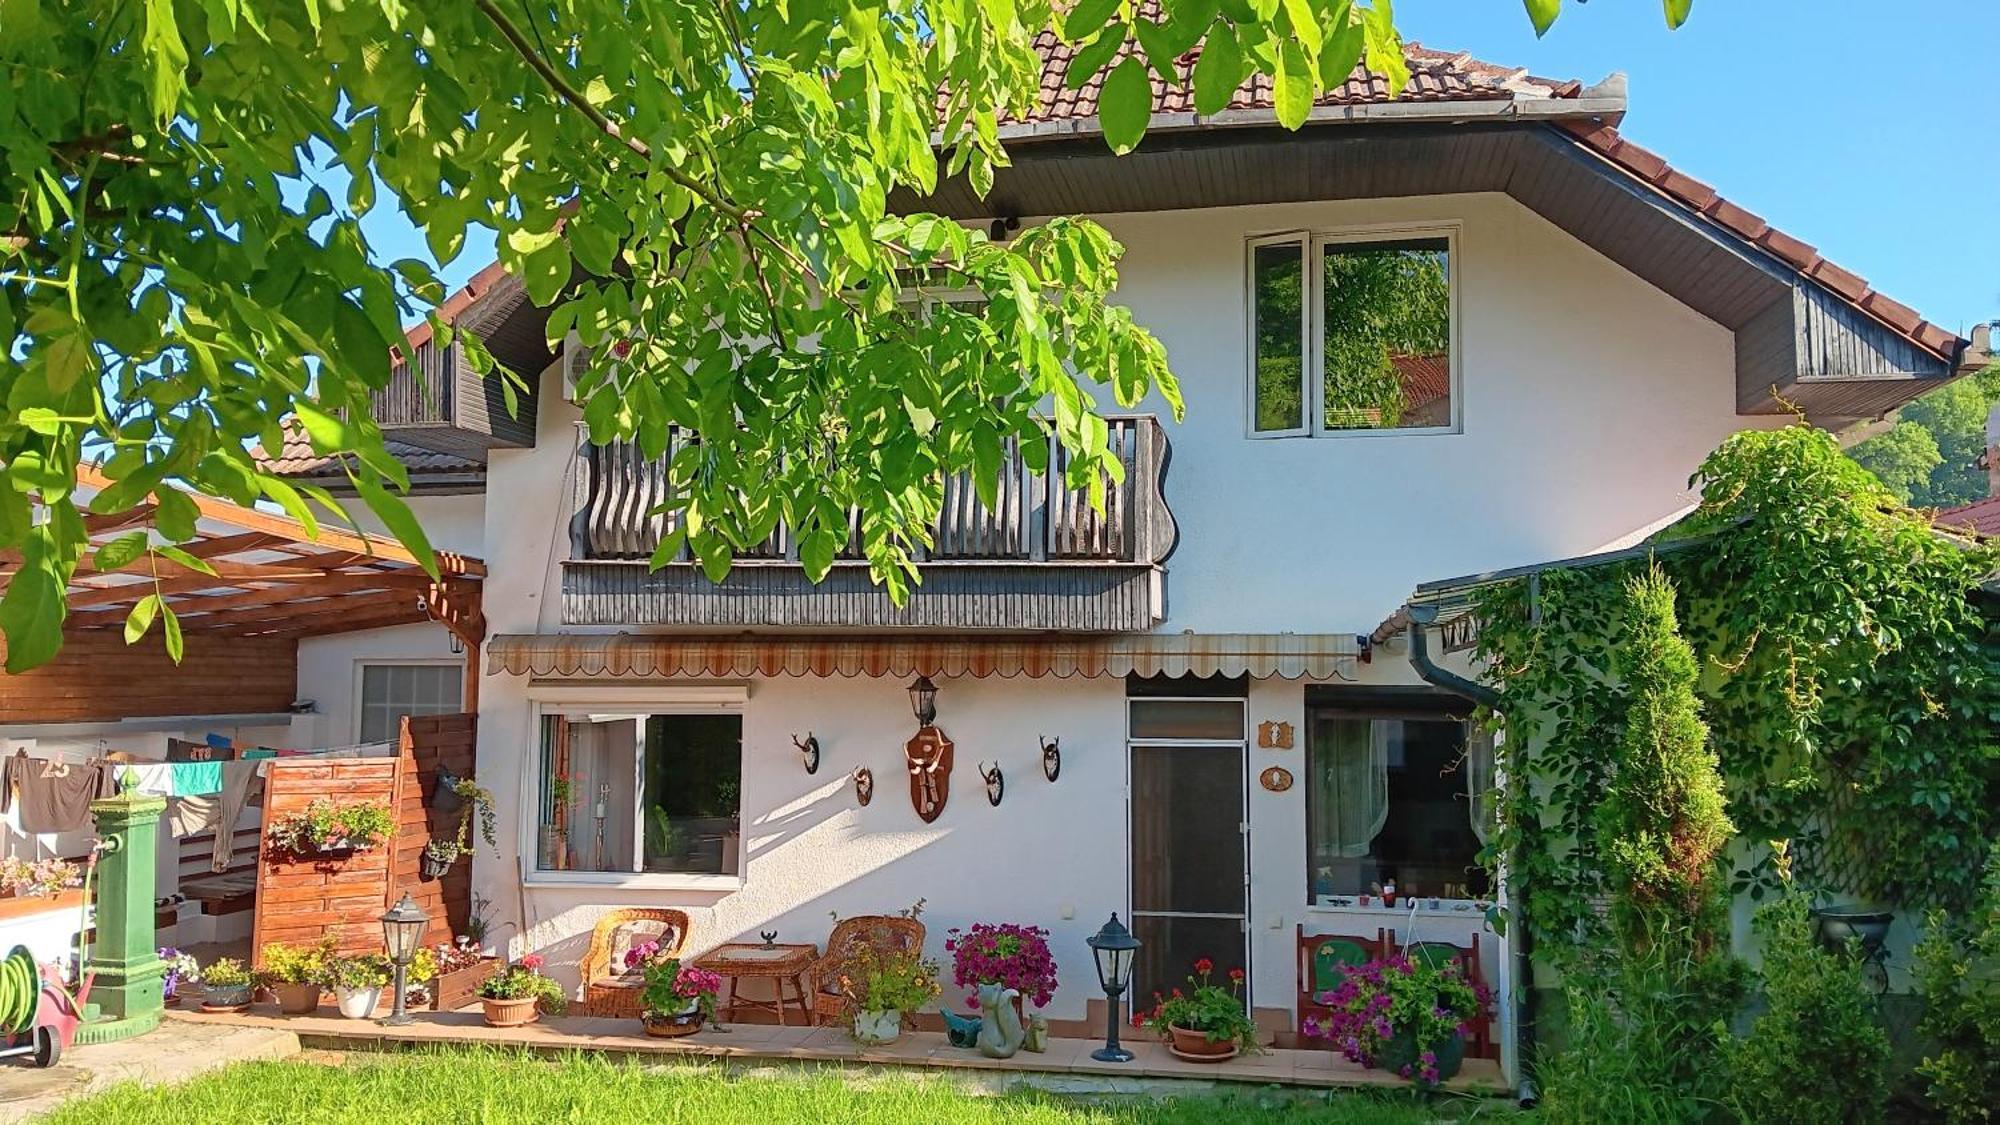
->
[1259,766,1294,793]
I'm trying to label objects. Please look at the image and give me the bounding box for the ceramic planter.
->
[270,981,322,1015]
[481,996,540,1028]
[419,849,455,881]
[1374,1028,1465,1084]
[334,984,383,1020]
[853,1008,902,1045]
[201,982,252,1012]
[1167,1024,1239,1063]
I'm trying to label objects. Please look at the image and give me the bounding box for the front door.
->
[1128,696,1250,1009]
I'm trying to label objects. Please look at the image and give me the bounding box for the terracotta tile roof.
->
[1937,497,2000,539]
[253,423,484,481]
[1015,28,1574,123]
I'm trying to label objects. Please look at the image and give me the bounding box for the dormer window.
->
[1247,226,1459,437]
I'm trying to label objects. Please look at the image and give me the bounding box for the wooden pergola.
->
[52,466,487,709]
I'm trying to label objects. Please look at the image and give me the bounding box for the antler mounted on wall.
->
[792,732,820,775]
[1039,736,1060,783]
[978,760,1004,807]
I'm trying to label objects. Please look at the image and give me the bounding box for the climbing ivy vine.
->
[1475,426,2000,957]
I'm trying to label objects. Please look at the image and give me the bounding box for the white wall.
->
[290,494,483,747]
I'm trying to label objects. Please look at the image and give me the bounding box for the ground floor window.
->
[1305,692,1492,902]
[358,663,462,743]
[536,712,742,876]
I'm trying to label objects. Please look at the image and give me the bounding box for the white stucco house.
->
[264,42,1985,1078]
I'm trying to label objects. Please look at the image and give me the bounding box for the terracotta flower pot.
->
[271,981,322,1015]
[482,996,540,1028]
[1167,1024,1239,1063]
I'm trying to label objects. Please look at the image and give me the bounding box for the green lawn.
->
[42,1047,1523,1124]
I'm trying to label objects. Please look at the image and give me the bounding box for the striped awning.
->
[486,632,1361,681]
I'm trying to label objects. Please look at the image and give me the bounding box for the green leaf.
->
[1061,0,1121,40]
[43,330,93,393]
[156,543,218,576]
[349,471,440,580]
[1191,23,1246,116]
[153,487,199,541]
[1064,27,1128,90]
[521,238,572,307]
[94,531,150,572]
[161,600,183,663]
[1099,58,1154,154]
[800,529,837,580]
[125,593,161,644]
[0,532,66,672]
[1318,10,1365,86]
[141,0,189,122]
[1523,0,1560,36]
[1662,0,1691,29]
[1273,39,1313,128]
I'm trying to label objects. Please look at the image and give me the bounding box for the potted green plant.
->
[266,799,395,858]
[1142,958,1257,1062]
[625,940,722,1038]
[258,938,334,1014]
[200,958,252,1012]
[420,837,460,881]
[839,944,940,1046]
[327,954,393,1019]
[1300,954,1488,1085]
[476,954,566,1027]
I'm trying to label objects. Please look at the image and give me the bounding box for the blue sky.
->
[369,1,1997,336]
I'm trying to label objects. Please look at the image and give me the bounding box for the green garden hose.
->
[0,946,39,1035]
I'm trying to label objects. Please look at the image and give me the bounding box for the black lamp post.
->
[379,892,430,1027]
[1086,913,1140,1062]
[907,675,938,727]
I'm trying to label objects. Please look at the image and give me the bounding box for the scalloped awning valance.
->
[485,632,1360,681]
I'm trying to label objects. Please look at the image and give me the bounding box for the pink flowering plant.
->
[945,922,1058,1009]
[624,939,722,1021]
[476,952,567,1013]
[1301,954,1488,1086]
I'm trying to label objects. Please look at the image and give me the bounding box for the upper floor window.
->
[1249,228,1457,437]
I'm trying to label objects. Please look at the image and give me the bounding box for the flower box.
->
[428,956,502,1012]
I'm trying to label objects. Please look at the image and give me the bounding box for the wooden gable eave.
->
[891,121,1965,427]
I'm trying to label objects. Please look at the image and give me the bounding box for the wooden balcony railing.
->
[562,415,1176,631]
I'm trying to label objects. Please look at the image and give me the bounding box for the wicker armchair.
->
[580,908,691,1018]
[809,915,926,1026]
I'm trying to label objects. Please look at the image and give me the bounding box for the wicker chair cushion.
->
[607,920,679,979]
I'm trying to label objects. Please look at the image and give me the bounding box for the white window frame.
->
[1245,222,1463,440]
[522,685,748,892]
[353,660,464,745]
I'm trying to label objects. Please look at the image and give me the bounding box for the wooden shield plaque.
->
[905,726,954,823]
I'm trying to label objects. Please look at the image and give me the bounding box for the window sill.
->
[1307,899,1491,917]
[522,872,744,893]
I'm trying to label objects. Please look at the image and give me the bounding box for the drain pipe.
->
[1405,604,1538,1108]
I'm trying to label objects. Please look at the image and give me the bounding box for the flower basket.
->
[1376,1027,1465,1083]
[266,799,394,862]
[642,1008,705,1038]
[1168,1024,1240,1063]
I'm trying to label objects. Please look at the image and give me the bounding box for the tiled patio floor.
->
[165,1007,1507,1094]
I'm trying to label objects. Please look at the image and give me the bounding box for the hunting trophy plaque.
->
[905,726,954,823]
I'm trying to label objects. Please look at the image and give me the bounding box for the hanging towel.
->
[212,762,265,872]
[165,795,218,837]
[241,749,278,761]
[169,760,224,797]
[117,763,174,797]
[4,755,118,833]
[166,738,234,763]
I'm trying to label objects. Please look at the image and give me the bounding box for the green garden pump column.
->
[74,790,167,1044]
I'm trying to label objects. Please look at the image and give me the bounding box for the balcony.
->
[561,416,1176,631]
[368,276,546,458]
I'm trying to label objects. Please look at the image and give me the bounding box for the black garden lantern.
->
[379,892,430,1027]
[1086,913,1140,1063]
[907,675,939,727]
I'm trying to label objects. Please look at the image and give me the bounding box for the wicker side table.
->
[693,943,820,1027]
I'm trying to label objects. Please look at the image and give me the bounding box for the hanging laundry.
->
[168,760,224,797]
[115,763,174,797]
[166,738,234,763]
[212,762,265,872]
[2,754,117,834]
[165,794,218,837]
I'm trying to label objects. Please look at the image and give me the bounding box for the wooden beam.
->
[219,605,432,639]
[74,464,486,577]
[68,573,430,627]
[178,590,420,632]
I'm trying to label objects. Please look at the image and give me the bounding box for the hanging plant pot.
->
[1374,1028,1466,1084]
[431,771,466,814]
[419,849,456,881]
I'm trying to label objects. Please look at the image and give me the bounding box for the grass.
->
[40,1047,1526,1124]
